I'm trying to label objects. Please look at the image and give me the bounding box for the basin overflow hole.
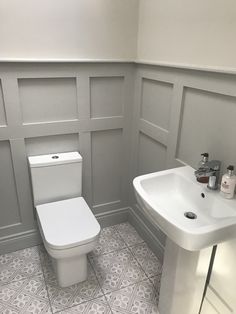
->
[201,193,205,198]
[184,212,197,220]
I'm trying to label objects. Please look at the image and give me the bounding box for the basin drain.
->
[184,212,197,219]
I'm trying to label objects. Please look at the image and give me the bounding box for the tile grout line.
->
[115,225,163,295]
[89,225,157,306]
[88,239,153,312]
[37,244,54,314]
[87,258,114,314]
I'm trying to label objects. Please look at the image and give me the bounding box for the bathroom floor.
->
[0,222,162,314]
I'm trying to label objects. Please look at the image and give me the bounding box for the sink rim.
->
[133,166,236,251]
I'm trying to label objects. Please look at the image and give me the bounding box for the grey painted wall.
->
[0,62,134,253]
[0,61,236,268]
[129,64,236,310]
[129,64,236,255]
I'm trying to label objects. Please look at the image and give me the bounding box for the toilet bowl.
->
[28,152,101,287]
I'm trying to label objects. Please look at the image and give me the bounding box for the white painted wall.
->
[0,0,138,60]
[137,0,236,68]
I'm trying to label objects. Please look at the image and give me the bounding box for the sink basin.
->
[133,166,236,250]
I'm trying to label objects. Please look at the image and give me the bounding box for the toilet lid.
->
[36,197,101,250]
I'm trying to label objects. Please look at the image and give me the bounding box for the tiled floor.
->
[0,222,162,313]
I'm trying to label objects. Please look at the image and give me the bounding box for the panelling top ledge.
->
[1,58,236,75]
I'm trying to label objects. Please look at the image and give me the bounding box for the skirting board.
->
[0,229,42,255]
[128,206,165,263]
[0,206,165,261]
[95,207,129,228]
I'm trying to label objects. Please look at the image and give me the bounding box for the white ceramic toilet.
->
[28,151,101,287]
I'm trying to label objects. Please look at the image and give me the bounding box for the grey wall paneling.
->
[1,61,236,261]
[129,64,236,259]
[0,63,134,253]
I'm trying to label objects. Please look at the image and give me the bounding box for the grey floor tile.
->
[89,226,126,257]
[42,258,103,313]
[0,246,43,285]
[0,274,52,313]
[115,223,144,247]
[58,295,111,313]
[89,248,147,294]
[1,223,163,314]
[130,243,162,278]
[105,279,159,314]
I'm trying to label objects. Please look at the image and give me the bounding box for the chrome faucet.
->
[194,160,221,190]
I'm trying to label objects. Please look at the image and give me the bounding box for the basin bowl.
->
[133,166,236,251]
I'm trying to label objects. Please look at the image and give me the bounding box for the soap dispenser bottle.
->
[220,165,236,199]
[197,153,209,183]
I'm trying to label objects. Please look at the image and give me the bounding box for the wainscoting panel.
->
[177,87,236,172]
[91,129,123,211]
[25,133,80,156]
[0,63,134,253]
[90,76,124,118]
[0,81,7,126]
[129,64,236,259]
[1,61,236,267]
[0,141,21,231]
[141,78,173,130]
[18,77,78,124]
[138,132,167,176]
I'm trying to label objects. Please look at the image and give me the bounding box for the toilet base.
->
[52,254,88,287]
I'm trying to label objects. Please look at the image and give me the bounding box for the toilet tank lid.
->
[28,151,82,168]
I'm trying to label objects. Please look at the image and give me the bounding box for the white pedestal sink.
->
[133,166,236,314]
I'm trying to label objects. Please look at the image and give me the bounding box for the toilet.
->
[28,151,101,287]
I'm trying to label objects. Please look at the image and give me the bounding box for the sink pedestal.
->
[159,238,212,314]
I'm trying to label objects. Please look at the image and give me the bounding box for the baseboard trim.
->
[95,207,129,228]
[0,229,42,255]
[128,206,165,263]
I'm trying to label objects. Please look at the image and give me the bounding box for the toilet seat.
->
[36,197,100,250]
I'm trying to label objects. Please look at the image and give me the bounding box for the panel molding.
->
[139,118,168,147]
[0,63,133,253]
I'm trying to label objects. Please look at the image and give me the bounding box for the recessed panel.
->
[138,132,167,175]
[25,133,79,156]
[0,81,7,126]
[177,88,236,170]
[141,78,173,130]
[0,141,21,228]
[92,129,122,206]
[90,77,124,118]
[19,78,78,124]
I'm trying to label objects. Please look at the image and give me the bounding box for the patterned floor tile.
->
[89,226,126,257]
[42,256,103,313]
[105,279,159,314]
[89,248,147,294]
[115,223,144,247]
[0,246,43,285]
[0,274,52,313]
[58,296,111,313]
[130,243,162,278]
